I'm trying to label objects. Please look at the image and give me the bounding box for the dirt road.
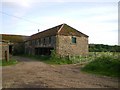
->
[2,56,119,88]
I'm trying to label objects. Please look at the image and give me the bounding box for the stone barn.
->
[25,23,89,57]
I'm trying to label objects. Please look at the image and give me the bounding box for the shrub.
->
[82,53,120,77]
[49,50,72,64]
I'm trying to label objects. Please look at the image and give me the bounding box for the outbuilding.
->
[25,23,89,57]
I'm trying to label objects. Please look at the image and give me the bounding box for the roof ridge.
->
[57,23,88,37]
[57,23,65,34]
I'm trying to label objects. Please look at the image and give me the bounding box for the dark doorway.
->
[35,47,54,55]
[9,45,13,54]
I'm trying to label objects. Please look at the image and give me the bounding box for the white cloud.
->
[15,0,30,7]
[2,0,33,8]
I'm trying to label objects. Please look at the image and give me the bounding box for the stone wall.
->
[25,35,88,56]
[56,35,88,57]
[0,43,9,60]
[13,43,25,55]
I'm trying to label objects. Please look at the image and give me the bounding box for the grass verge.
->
[21,54,72,65]
[0,59,18,66]
[81,55,120,77]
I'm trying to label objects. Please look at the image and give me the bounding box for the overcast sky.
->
[1,0,119,45]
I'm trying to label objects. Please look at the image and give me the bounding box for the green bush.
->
[82,54,120,77]
[49,50,72,64]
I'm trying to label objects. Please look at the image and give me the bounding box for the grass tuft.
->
[0,59,18,66]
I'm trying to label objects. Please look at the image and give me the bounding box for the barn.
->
[25,23,89,57]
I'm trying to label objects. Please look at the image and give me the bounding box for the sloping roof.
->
[1,34,30,43]
[31,24,62,40]
[58,24,88,37]
[30,23,88,40]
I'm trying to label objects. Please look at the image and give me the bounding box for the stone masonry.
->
[0,41,9,61]
[56,35,88,57]
[25,23,89,57]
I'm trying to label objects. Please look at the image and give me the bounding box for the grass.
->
[21,50,72,65]
[0,59,18,66]
[81,52,120,77]
[48,57,72,64]
[21,54,72,65]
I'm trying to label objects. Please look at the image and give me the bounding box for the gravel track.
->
[2,56,119,88]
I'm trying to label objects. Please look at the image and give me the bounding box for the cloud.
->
[15,0,30,7]
[2,0,33,8]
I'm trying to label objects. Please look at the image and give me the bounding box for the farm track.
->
[2,56,119,88]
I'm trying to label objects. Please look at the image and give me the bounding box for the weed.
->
[82,53,120,77]
[0,59,18,66]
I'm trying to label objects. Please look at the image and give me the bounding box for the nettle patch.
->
[81,52,120,77]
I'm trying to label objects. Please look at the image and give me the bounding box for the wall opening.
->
[35,47,54,55]
[72,36,76,44]
[9,45,13,54]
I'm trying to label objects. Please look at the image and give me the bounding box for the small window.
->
[32,40,34,46]
[72,37,76,44]
[29,41,32,45]
[49,37,51,44]
[43,38,45,44]
[35,40,37,45]
[39,39,41,45]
